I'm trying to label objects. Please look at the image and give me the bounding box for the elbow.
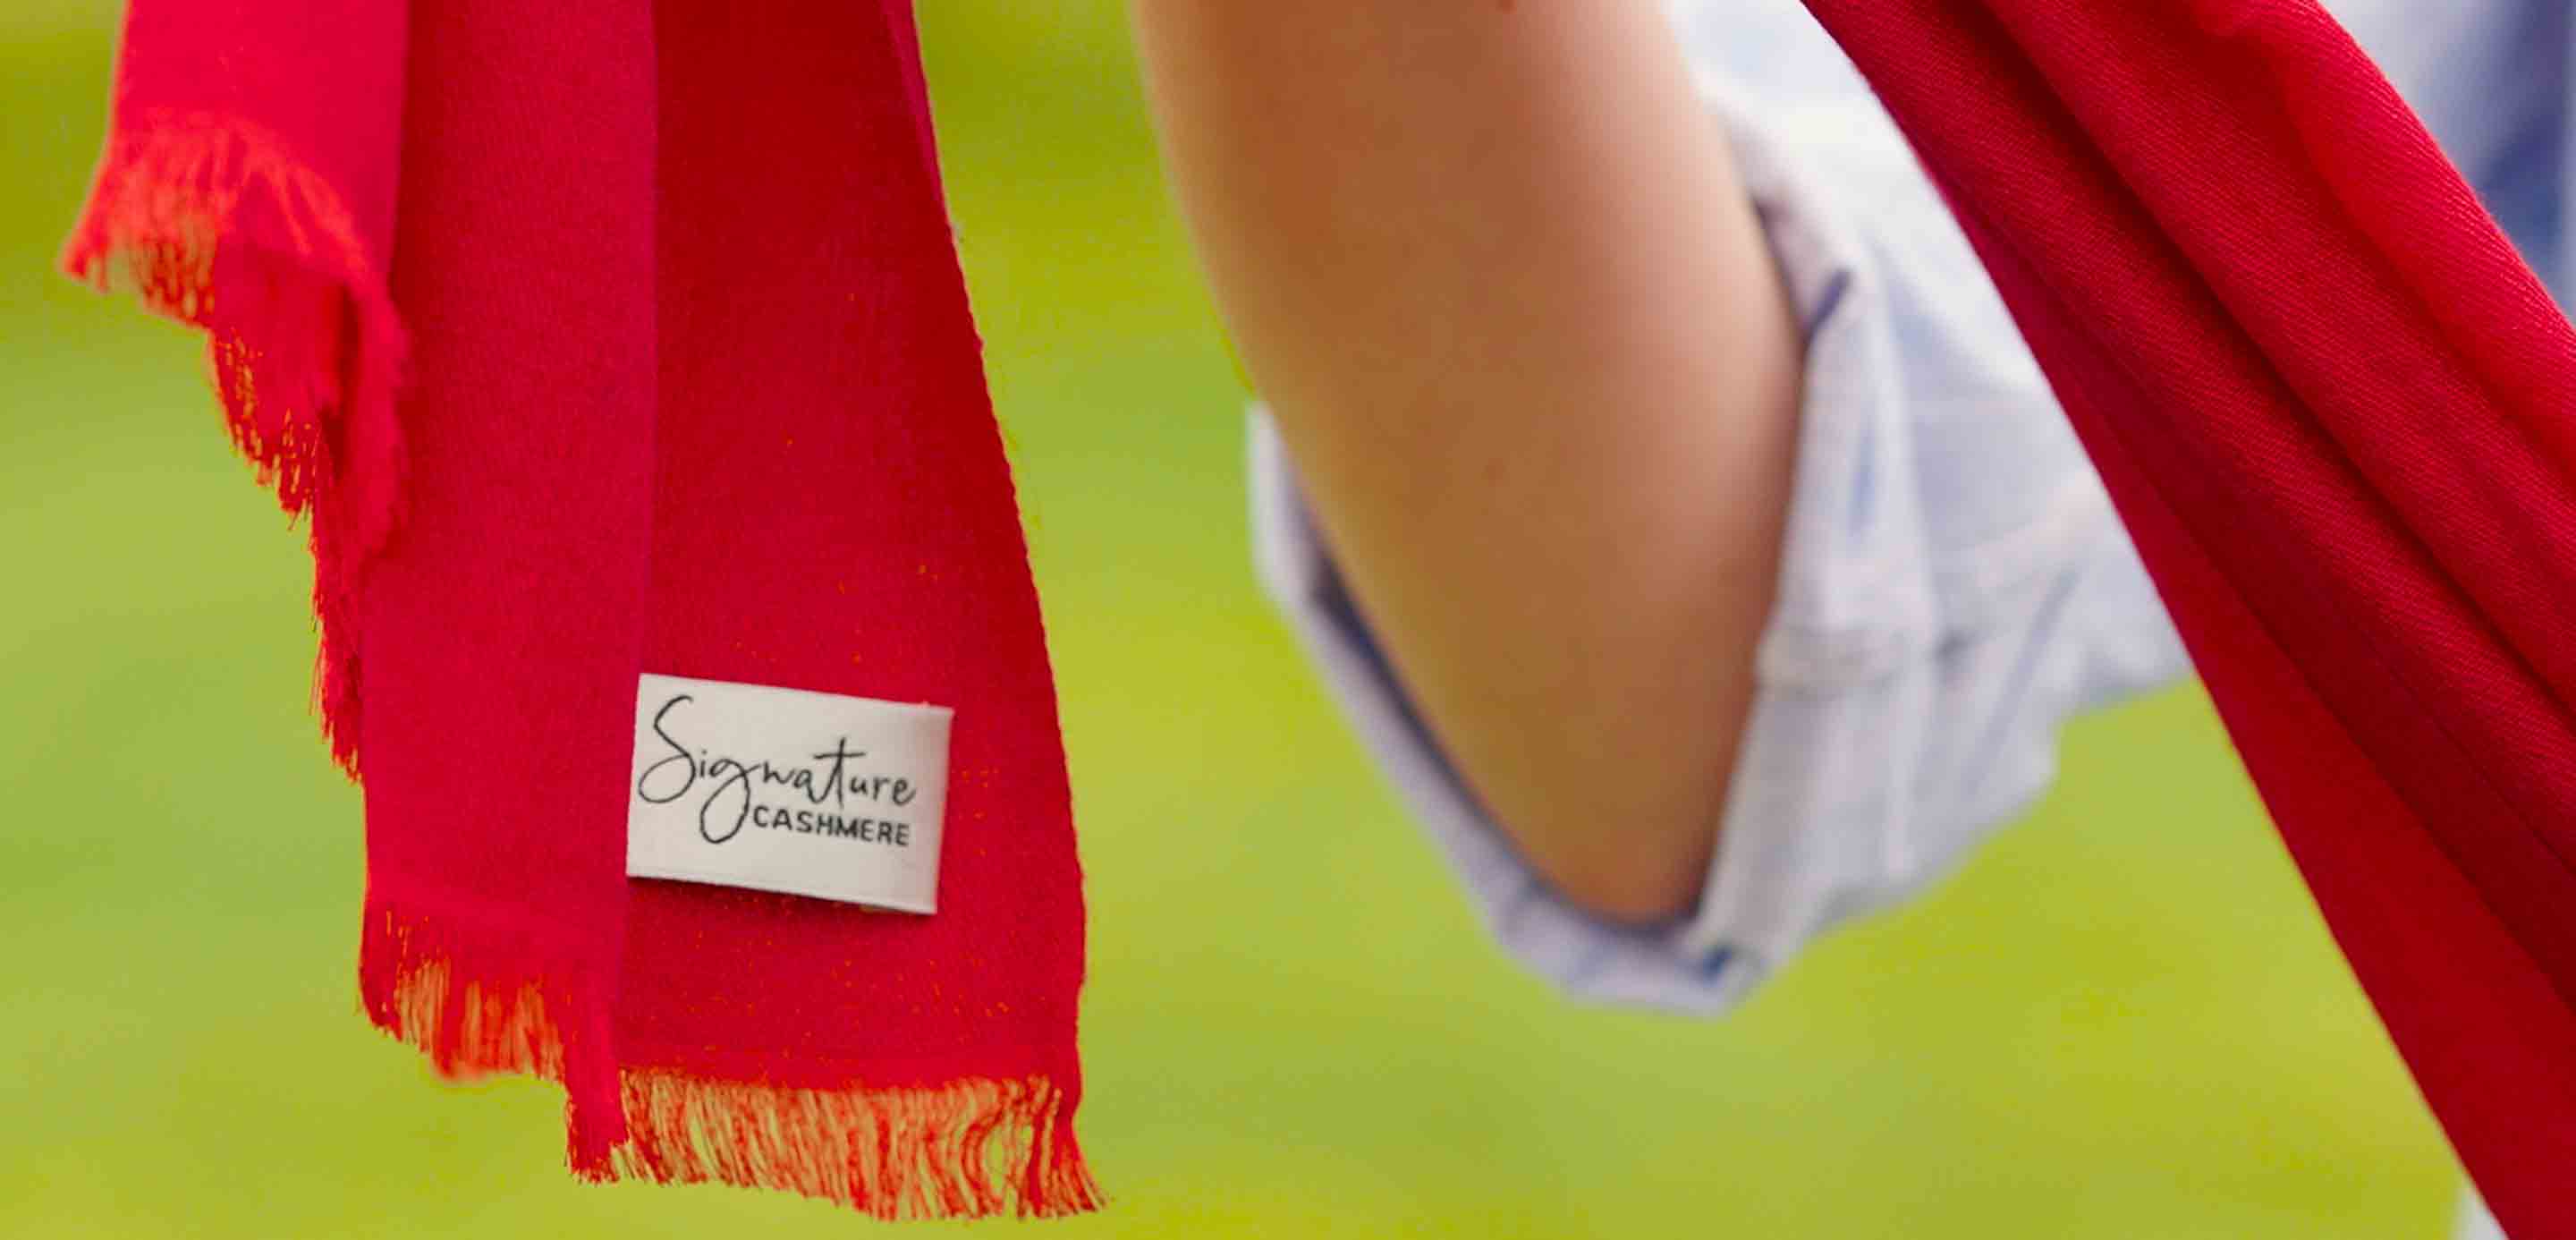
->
[1437,690,1746,930]
[1504,801,1721,930]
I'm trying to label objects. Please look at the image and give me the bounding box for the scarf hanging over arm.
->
[65,0,1098,1218]
[1792,1,2576,1235]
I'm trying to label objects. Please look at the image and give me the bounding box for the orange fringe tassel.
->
[62,107,409,777]
[360,893,1101,1218]
[358,890,627,1168]
[617,1070,1102,1219]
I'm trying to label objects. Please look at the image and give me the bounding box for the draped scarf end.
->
[61,108,408,777]
[358,888,1100,1217]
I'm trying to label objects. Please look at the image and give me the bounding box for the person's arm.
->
[1131,1,1804,924]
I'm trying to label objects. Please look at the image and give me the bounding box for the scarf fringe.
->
[615,1068,1103,1219]
[63,107,409,777]
[359,888,630,1169]
[362,892,1099,1217]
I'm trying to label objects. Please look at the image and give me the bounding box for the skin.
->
[1130,2,1805,923]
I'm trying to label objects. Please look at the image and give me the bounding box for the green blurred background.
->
[0,3,2468,1236]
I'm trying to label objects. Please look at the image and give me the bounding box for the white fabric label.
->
[628,672,949,914]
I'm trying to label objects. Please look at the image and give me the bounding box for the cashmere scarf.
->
[1793,1,2576,1235]
[65,0,1098,1218]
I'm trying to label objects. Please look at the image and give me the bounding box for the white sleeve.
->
[1245,1,2191,1012]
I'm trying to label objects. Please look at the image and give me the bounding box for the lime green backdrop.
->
[0,3,2463,1236]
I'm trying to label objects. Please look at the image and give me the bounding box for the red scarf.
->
[1796,1,2576,1234]
[66,0,1097,1217]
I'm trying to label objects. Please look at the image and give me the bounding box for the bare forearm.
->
[1132,1,1801,922]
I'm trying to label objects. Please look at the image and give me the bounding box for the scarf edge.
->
[615,1067,1104,1219]
[62,106,409,778]
[360,889,1102,1219]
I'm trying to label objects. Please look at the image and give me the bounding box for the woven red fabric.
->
[1795,1,2576,1234]
[67,0,1097,1217]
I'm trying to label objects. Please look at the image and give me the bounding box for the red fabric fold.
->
[69,0,1097,1217]
[1794,1,2576,1233]
[63,0,410,774]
